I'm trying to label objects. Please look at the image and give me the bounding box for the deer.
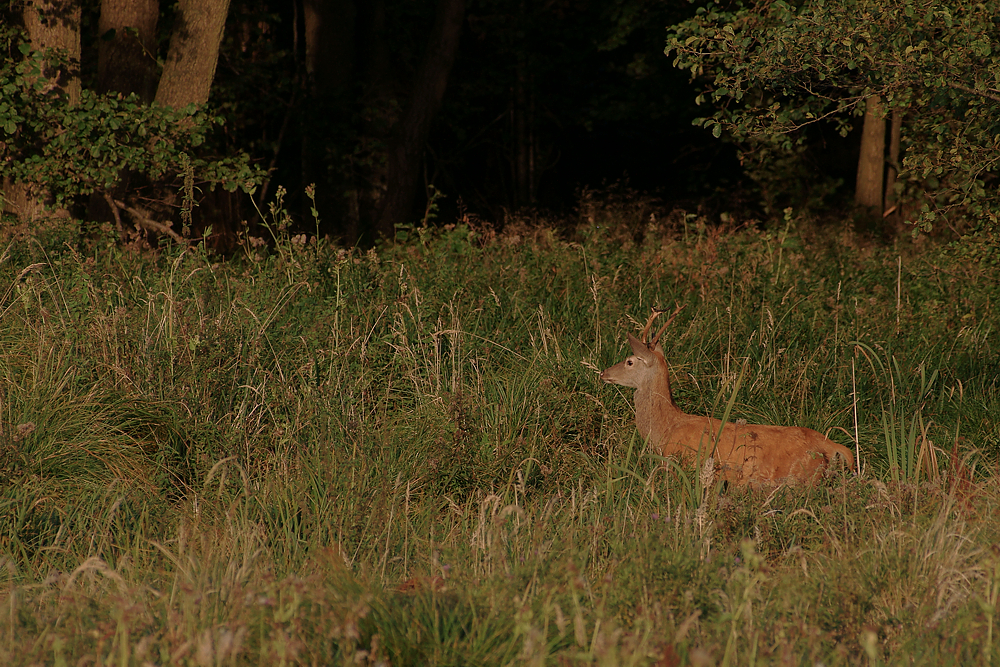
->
[601,308,855,485]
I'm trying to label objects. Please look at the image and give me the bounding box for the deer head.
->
[600,307,681,388]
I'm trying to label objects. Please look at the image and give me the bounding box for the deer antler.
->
[649,303,685,348]
[639,308,665,344]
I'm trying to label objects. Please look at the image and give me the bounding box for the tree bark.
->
[304,0,355,92]
[23,0,82,104]
[4,0,81,222]
[855,94,885,211]
[884,108,903,215]
[361,0,390,93]
[85,0,160,230]
[514,52,530,208]
[155,0,231,108]
[97,0,159,102]
[511,0,534,208]
[301,0,357,238]
[374,0,465,239]
[348,0,391,242]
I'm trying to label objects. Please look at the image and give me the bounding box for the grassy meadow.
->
[1,202,999,665]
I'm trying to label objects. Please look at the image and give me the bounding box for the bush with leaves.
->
[666,0,1000,230]
[0,27,261,238]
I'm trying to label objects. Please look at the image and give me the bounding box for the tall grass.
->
[1,207,999,664]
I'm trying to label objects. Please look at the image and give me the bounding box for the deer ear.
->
[627,333,653,361]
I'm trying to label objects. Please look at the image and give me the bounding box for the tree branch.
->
[946,81,1000,105]
[102,191,125,234]
[114,199,187,244]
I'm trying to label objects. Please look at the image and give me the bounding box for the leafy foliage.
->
[666,0,1000,229]
[0,27,261,228]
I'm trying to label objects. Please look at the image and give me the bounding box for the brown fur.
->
[601,327,854,485]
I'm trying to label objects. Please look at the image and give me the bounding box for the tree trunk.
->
[511,0,533,209]
[155,0,231,108]
[304,0,355,92]
[86,0,161,230]
[513,53,530,208]
[4,0,81,222]
[884,108,903,215]
[301,0,357,238]
[374,0,464,239]
[349,0,392,242]
[855,94,885,211]
[23,0,82,104]
[97,0,159,102]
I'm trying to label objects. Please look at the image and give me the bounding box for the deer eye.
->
[626,359,633,366]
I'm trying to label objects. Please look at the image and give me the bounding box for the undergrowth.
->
[1,206,999,665]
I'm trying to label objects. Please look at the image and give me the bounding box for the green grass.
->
[1,209,999,665]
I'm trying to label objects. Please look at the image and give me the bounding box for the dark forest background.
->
[204,0,774,240]
[5,0,987,246]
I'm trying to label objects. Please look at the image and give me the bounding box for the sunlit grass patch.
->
[1,208,999,664]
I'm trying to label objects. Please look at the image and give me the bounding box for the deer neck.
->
[634,362,681,443]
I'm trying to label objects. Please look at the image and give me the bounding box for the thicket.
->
[667,0,1000,231]
[1,198,999,664]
